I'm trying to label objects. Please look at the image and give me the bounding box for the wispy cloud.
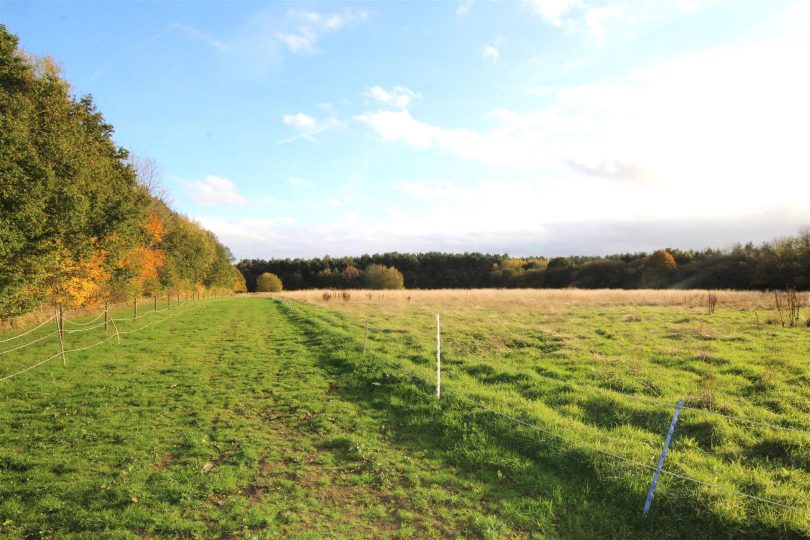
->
[456,0,475,17]
[355,108,549,167]
[526,0,627,42]
[357,18,810,219]
[527,0,704,42]
[365,85,422,109]
[277,9,369,54]
[280,112,340,144]
[527,0,581,27]
[482,37,505,61]
[482,44,500,61]
[180,175,246,206]
[172,23,229,52]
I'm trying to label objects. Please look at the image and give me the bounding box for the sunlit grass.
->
[2,293,808,538]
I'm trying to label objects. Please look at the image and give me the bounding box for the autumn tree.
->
[256,272,283,292]
[364,264,404,289]
[232,267,247,293]
[0,26,241,316]
[641,250,677,288]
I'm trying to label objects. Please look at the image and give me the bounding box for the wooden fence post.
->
[58,303,66,366]
[133,297,137,320]
[104,301,109,332]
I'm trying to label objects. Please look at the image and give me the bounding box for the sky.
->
[3,0,809,260]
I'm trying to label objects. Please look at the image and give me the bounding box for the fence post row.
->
[643,400,684,517]
[436,313,441,399]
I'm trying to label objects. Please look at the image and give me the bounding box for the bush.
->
[364,264,404,290]
[255,272,283,292]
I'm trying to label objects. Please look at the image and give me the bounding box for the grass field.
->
[1,292,809,538]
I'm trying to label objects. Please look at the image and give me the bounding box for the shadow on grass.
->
[269,299,796,539]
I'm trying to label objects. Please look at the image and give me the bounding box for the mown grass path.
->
[0,298,510,538]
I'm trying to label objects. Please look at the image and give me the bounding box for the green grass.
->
[1,296,809,538]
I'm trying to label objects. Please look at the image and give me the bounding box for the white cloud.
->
[198,2,810,260]
[277,9,369,54]
[527,0,581,27]
[365,85,422,109]
[196,203,808,260]
[482,44,500,61]
[283,113,317,131]
[277,31,317,54]
[526,0,630,42]
[180,175,246,206]
[357,12,810,222]
[456,0,475,17]
[583,5,623,43]
[281,112,339,143]
[355,108,551,167]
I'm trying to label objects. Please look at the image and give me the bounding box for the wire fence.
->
[0,315,57,343]
[275,298,810,519]
[365,319,810,435]
[0,296,212,382]
[1,295,807,521]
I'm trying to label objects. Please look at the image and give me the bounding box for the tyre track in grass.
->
[209,298,468,538]
[0,299,446,538]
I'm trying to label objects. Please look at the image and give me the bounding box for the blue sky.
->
[3,0,808,259]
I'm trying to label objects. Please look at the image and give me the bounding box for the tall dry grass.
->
[276,288,783,312]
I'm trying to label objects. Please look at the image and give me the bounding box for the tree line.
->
[237,229,810,291]
[0,26,243,319]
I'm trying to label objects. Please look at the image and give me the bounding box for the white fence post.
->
[363,318,369,355]
[643,399,684,517]
[436,313,441,399]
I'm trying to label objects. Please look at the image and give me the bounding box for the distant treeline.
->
[238,230,810,291]
[0,26,242,318]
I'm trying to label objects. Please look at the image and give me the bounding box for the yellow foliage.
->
[50,251,110,307]
[501,259,525,271]
[137,246,165,282]
[143,212,164,243]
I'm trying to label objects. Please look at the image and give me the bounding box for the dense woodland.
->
[0,26,242,319]
[238,229,810,292]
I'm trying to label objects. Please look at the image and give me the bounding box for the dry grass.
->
[275,288,783,312]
